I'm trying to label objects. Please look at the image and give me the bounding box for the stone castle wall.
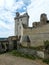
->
[33,13,48,28]
[14,12,49,47]
[22,24,49,47]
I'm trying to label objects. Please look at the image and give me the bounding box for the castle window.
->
[18,19,19,21]
[20,26,21,29]
[47,21,49,23]
[21,19,22,21]
[17,23,19,25]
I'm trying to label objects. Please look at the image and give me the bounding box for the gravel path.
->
[0,53,48,65]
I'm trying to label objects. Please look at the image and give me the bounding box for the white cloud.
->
[27,0,49,26]
[0,0,25,37]
[12,0,24,11]
[0,0,4,7]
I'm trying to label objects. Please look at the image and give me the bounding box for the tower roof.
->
[14,12,29,20]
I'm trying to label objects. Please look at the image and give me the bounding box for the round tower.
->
[16,12,20,17]
[14,12,29,37]
[40,13,48,25]
[14,12,20,36]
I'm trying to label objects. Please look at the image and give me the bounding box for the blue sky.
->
[0,0,49,37]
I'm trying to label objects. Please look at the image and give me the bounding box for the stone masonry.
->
[14,12,49,47]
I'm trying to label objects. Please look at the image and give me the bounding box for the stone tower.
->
[40,13,48,25]
[14,12,29,37]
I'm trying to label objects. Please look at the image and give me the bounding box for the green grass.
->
[7,50,49,65]
[43,58,49,64]
[8,50,36,60]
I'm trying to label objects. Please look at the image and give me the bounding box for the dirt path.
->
[0,53,48,65]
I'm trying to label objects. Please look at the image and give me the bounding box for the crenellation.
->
[33,13,48,28]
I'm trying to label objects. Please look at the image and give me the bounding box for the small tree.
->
[44,40,49,54]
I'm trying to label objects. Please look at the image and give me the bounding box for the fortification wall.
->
[22,24,49,47]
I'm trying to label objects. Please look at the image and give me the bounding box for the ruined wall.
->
[22,24,49,47]
[33,22,41,28]
[33,13,48,28]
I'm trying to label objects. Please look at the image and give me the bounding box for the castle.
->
[0,12,49,52]
[14,12,49,47]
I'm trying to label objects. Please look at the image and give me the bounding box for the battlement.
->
[33,13,49,28]
[14,12,29,20]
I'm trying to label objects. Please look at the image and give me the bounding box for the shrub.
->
[44,40,49,53]
[9,50,36,60]
[43,58,49,64]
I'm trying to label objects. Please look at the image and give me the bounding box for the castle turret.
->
[16,12,20,17]
[14,12,20,36]
[40,13,48,25]
[14,12,29,37]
